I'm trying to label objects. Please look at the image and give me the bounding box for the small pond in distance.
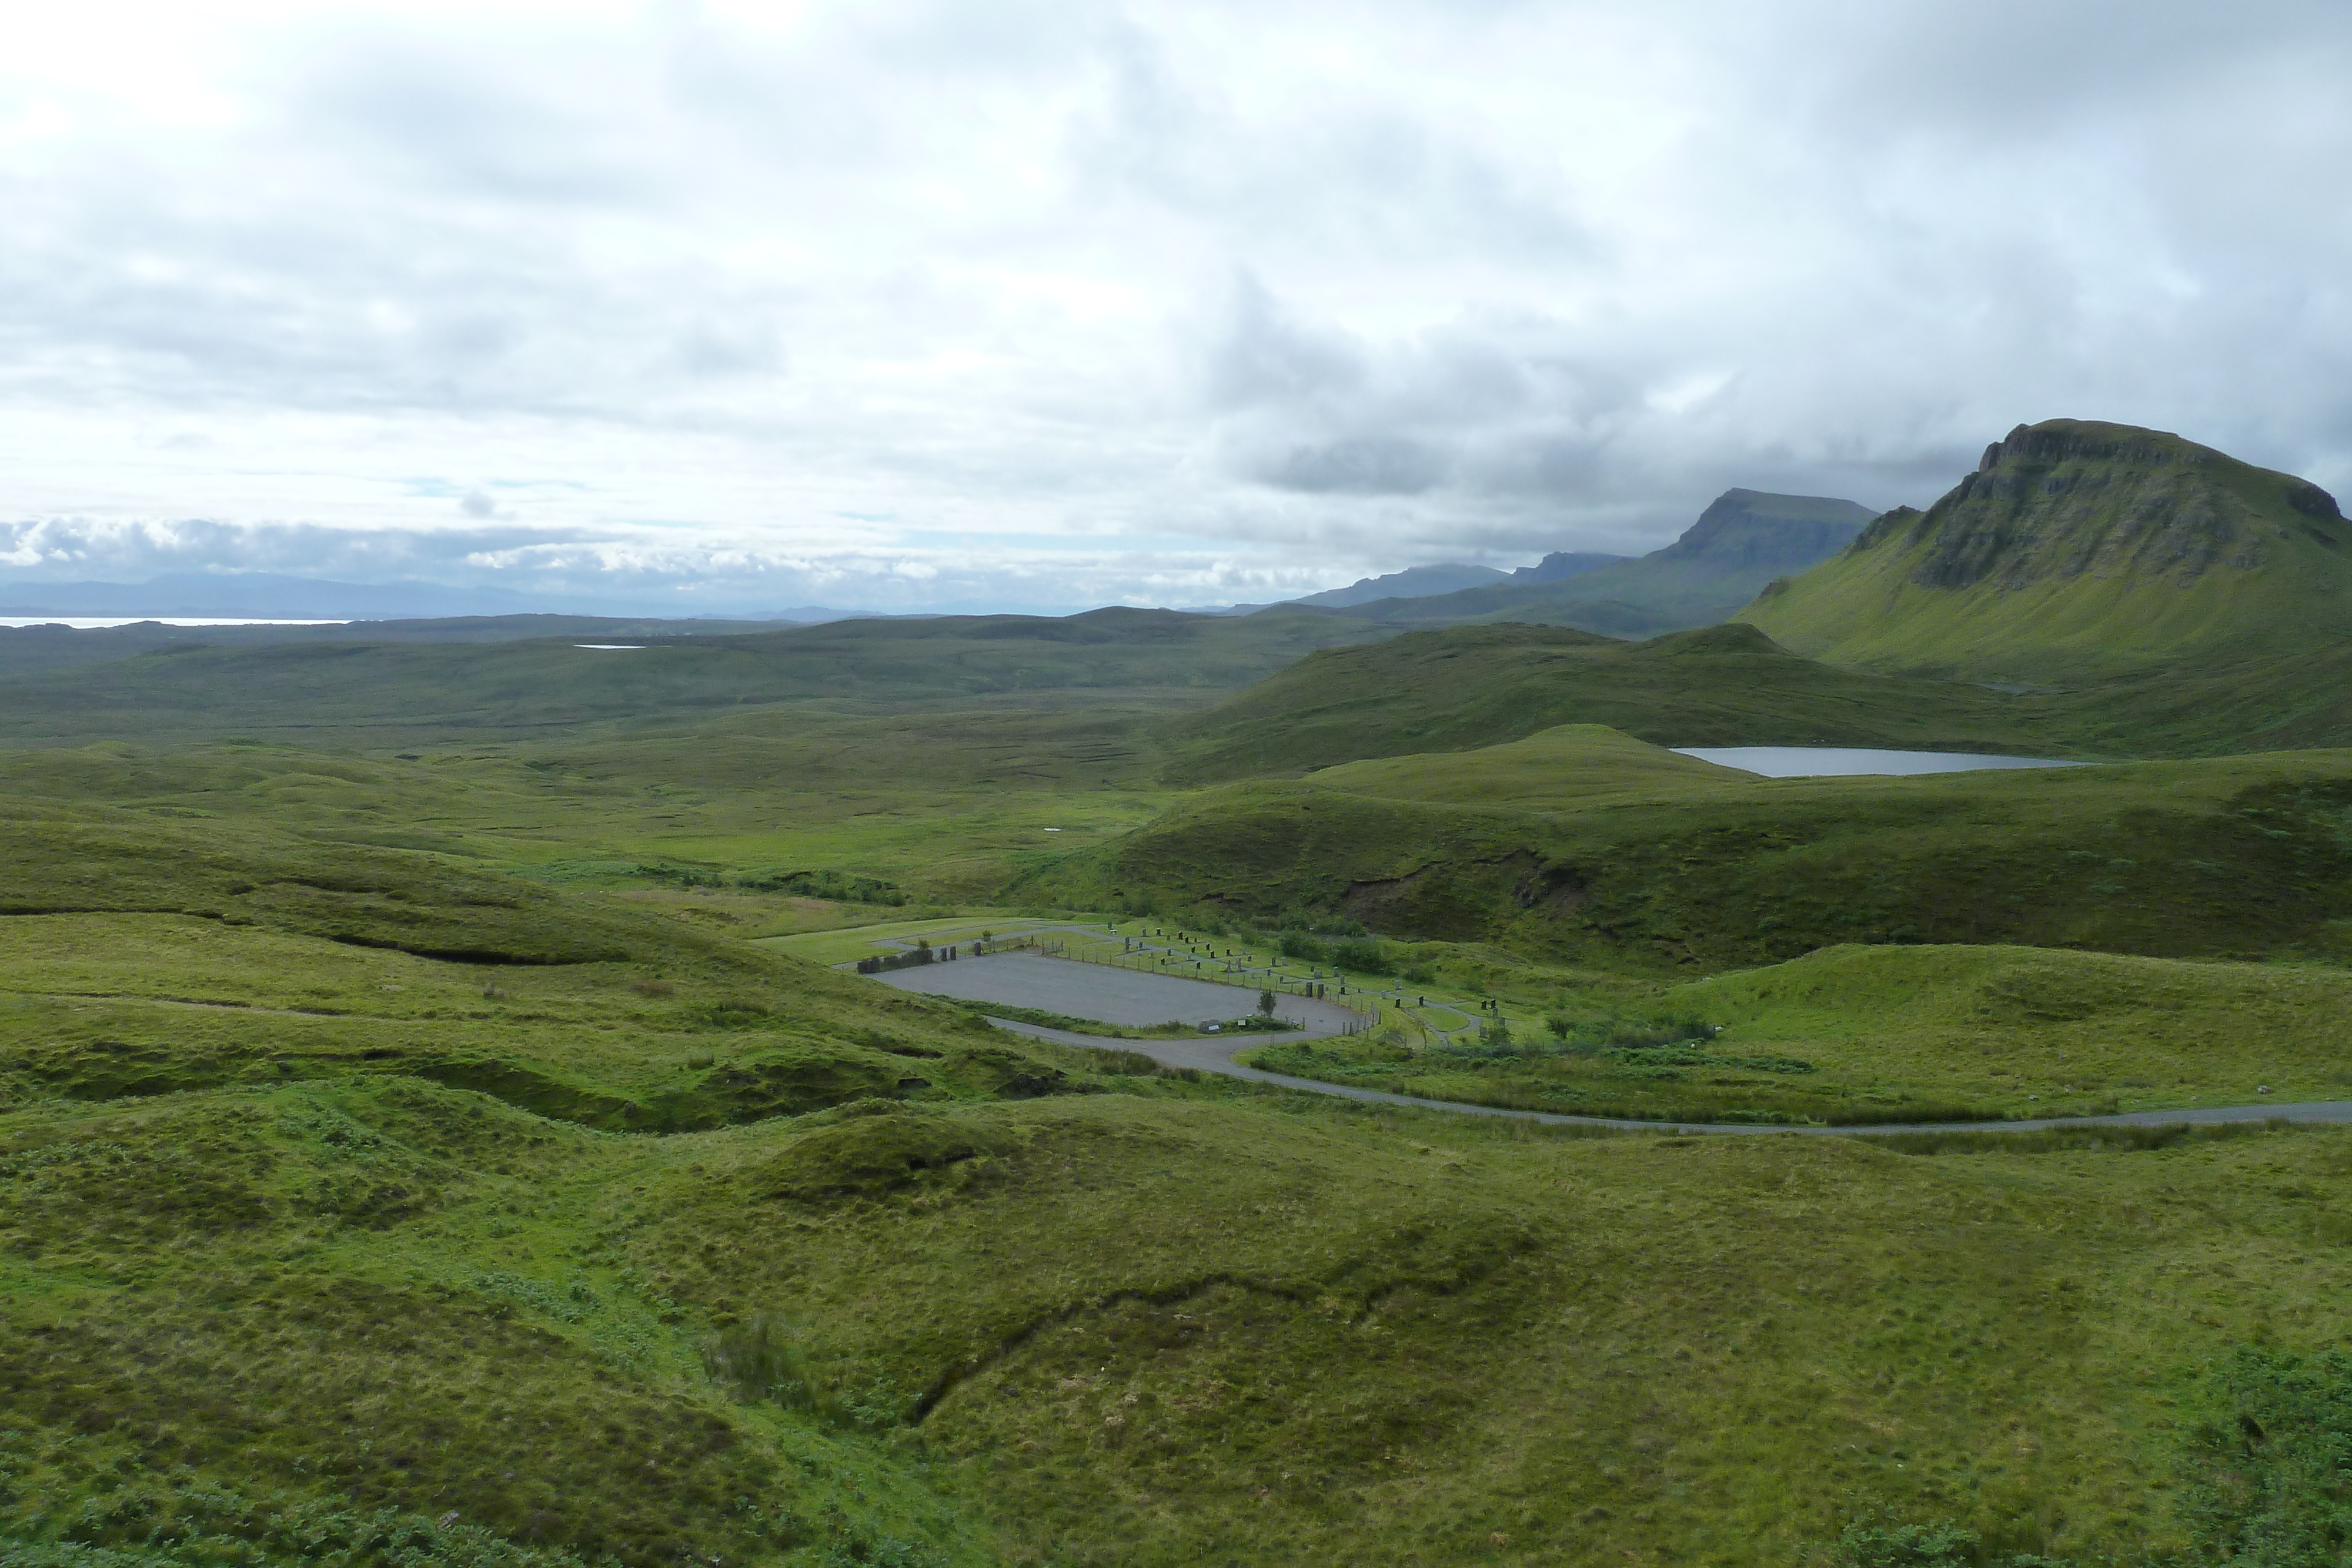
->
[1673,747,2091,778]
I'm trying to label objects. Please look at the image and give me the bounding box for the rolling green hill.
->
[1308,489,1873,637]
[1162,622,2066,783]
[1243,940,2352,1124]
[7,808,2352,1566]
[1739,419,2352,678]
[1024,731,2352,969]
[1304,724,1750,808]
[14,552,2352,1563]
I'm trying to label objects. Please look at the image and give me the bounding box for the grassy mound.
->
[1023,741,2352,968]
[1161,623,2064,784]
[1675,942,2352,1109]
[0,803,1107,1132]
[11,1061,2352,1564]
[1305,723,1748,808]
[8,790,2352,1563]
[1239,941,2352,1124]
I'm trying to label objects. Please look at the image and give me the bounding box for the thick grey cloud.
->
[1,0,2348,611]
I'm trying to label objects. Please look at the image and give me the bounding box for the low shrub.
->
[2180,1343,2352,1566]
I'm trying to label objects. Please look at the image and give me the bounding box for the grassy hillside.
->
[11,835,2352,1565]
[1307,724,1750,808]
[0,801,1112,1125]
[1242,941,2352,1124]
[1162,623,2067,784]
[1167,612,2352,784]
[1024,735,2352,969]
[11,631,2352,1562]
[0,607,1391,747]
[1740,419,2352,678]
[1310,489,1873,638]
[0,697,1178,904]
[0,614,796,678]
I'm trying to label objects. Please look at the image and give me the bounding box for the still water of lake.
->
[1673,747,2090,778]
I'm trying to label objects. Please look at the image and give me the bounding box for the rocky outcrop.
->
[1850,420,2343,593]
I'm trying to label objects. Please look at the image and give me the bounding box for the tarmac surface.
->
[858,943,2352,1138]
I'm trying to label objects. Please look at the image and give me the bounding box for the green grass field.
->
[1023,730,2352,969]
[12,985,2352,1564]
[8,559,2352,1563]
[1235,941,2352,1124]
[1160,623,2079,784]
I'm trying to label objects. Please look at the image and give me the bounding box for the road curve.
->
[981,1016,2352,1137]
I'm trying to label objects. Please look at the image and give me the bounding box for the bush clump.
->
[2181,1345,2352,1566]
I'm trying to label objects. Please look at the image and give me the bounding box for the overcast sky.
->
[3,0,2348,614]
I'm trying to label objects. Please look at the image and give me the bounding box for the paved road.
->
[846,930,2352,1138]
[982,1015,2352,1138]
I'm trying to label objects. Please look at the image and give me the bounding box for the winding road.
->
[850,924,2352,1137]
[985,1014,2352,1135]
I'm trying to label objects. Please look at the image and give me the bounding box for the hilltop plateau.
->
[1740,419,2352,678]
[0,606,1391,747]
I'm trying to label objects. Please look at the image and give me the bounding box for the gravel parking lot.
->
[870,950,1364,1034]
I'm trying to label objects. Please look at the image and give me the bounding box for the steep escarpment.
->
[1740,419,2351,678]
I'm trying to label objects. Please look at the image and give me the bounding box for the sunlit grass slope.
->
[1022,740,2352,968]
[1739,419,2352,680]
[1162,622,2067,784]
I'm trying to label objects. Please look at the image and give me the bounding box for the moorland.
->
[5,419,2352,1567]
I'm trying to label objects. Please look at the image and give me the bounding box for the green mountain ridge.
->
[1162,621,2069,784]
[1739,418,2352,677]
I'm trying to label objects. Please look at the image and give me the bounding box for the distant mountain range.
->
[1268,489,1875,637]
[1739,419,2352,678]
[0,571,851,624]
[1279,551,1628,609]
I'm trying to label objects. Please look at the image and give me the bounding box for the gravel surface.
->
[870,950,1367,1034]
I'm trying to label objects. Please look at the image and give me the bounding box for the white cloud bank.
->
[1,0,2347,611]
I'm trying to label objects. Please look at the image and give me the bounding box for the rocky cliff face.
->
[1855,420,2344,594]
[1736,419,2352,677]
[1509,550,1626,583]
[1655,488,1877,573]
